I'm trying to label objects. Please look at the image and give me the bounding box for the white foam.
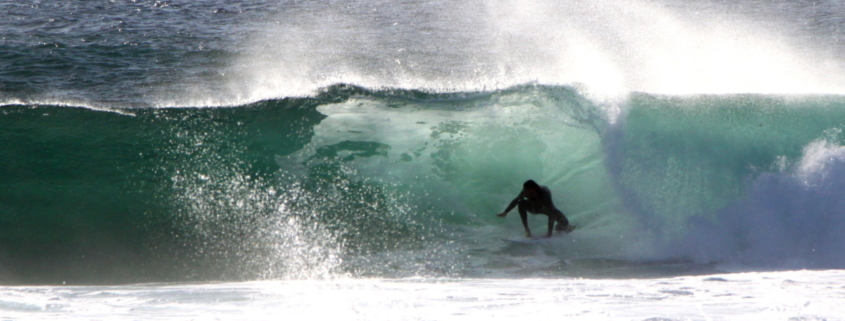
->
[796,138,845,187]
[2,271,844,320]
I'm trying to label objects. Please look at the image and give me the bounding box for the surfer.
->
[496,180,572,238]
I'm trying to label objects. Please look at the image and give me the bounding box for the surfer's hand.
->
[496,212,507,217]
[525,231,532,238]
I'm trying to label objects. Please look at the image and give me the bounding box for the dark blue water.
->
[3,0,845,285]
[0,1,280,106]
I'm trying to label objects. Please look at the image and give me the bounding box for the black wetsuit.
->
[502,186,570,237]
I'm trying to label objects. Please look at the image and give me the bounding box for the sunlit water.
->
[3,1,845,319]
[3,270,844,320]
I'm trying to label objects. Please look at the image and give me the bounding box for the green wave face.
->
[3,85,845,284]
[613,94,845,266]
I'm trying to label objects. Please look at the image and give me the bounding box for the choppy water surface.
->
[3,0,845,318]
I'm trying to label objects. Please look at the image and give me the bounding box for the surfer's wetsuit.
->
[499,180,571,238]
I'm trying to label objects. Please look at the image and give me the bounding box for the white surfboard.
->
[501,225,575,243]
[501,236,552,244]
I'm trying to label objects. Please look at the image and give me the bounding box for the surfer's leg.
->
[546,215,555,238]
[517,200,532,237]
[553,210,570,231]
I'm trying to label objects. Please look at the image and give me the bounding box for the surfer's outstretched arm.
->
[496,191,524,217]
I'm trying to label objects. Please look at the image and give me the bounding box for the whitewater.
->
[2,0,845,319]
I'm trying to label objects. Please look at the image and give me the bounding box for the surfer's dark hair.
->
[523,179,540,190]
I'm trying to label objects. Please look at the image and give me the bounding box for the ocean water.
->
[2,0,845,319]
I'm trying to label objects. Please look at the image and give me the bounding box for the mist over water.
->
[5,0,845,107]
[201,0,845,109]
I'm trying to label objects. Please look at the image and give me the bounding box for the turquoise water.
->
[3,0,845,286]
[3,86,845,284]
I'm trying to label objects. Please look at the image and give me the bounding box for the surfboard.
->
[501,225,575,243]
[501,236,551,244]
